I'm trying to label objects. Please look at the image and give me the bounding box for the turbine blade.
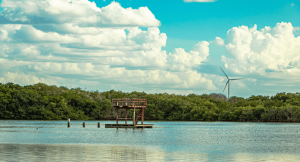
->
[230,78,244,80]
[222,81,229,93]
[220,67,229,79]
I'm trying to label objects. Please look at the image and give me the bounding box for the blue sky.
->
[0,0,300,98]
[95,0,300,51]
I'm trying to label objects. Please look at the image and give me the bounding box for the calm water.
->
[0,120,299,162]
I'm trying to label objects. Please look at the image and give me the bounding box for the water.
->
[0,120,299,161]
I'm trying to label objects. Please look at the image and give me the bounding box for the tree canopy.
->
[1,82,300,122]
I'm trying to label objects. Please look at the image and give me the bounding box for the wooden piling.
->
[83,122,85,128]
[98,122,100,128]
[125,108,128,124]
[67,118,70,127]
[116,108,119,124]
[133,106,136,126]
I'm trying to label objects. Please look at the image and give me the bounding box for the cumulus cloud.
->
[176,70,216,89]
[246,78,257,82]
[0,0,217,94]
[168,41,209,71]
[0,72,60,85]
[0,58,31,68]
[100,2,161,27]
[221,22,300,77]
[12,25,78,43]
[0,0,160,27]
[29,62,216,90]
[214,37,224,46]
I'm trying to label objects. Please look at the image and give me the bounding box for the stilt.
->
[68,118,70,128]
[133,106,136,126]
[125,108,128,124]
[142,108,144,125]
[107,98,152,128]
[116,108,118,124]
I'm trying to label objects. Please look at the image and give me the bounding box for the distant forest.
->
[1,82,300,122]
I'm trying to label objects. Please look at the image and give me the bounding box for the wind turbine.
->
[220,67,244,99]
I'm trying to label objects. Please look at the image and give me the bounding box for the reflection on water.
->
[0,143,299,162]
[0,120,300,161]
[0,143,209,162]
[231,153,299,162]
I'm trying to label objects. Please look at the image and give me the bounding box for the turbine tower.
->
[220,67,244,99]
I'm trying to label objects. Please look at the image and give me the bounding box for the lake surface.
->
[0,120,299,161]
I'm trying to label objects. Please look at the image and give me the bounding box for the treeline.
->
[1,82,300,122]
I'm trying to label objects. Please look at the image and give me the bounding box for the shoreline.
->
[1,119,299,124]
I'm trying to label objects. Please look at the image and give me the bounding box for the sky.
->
[0,0,300,98]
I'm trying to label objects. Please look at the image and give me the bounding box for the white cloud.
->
[168,41,209,71]
[221,22,300,77]
[100,2,161,27]
[0,58,31,68]
[0,72,61,85]
[0,24,78,43]
[176,70,217,89]
[29,61,215,90]
[0,30,8,40]
[0,0,218,93]
[98,49,168,68]
[128,27,167,48]
[246,78,257,82]
[214,37,224,46]
[12,25,78,43]
[0,0,160,27]
[184,0,217,2]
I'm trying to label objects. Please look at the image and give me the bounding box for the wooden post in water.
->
[141,108,144,125]
[125,108,128,124]
[98,122,100,128]
[116,108,119,124]
[83,122,85,128]
[68,118,70,127]
[133,103,136,126]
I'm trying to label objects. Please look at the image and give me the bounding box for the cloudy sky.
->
[0,0,300,98]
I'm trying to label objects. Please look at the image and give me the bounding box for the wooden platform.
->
[105,124,153,128]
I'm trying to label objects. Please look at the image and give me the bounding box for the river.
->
[0,120,299,161]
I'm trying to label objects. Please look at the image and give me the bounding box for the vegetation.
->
[1,82,300,122]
